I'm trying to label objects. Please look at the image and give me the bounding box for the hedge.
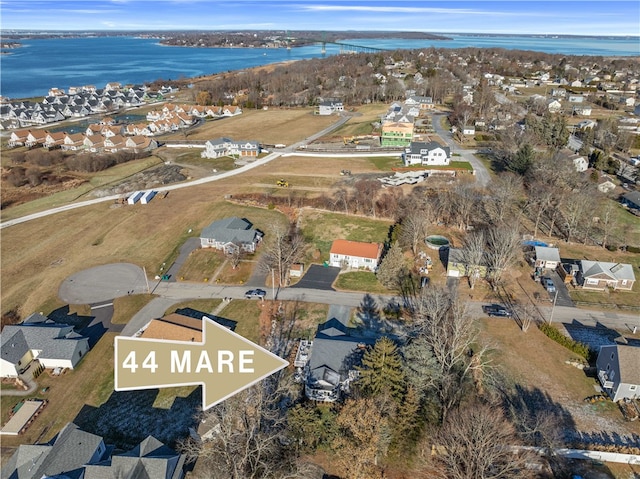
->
[538,323,593,361]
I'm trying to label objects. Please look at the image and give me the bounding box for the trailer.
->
[140,190,157,205]
[127,191,143,205]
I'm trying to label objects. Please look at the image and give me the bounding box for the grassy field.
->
[215,299,263,343]
[298,210,393,261]
[327,104,388,139]
[111,294,157,324]
[334,271,390,294]
[177,249,226,282]
[162,108,338,145]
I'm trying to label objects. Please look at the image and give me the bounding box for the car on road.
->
[542,277,556,293]
[244,289,266,299]
[482,304,512,317]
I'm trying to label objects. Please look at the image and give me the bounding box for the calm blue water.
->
[1,35,638,100]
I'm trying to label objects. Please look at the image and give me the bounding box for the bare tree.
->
[597,200,618,250]
[228,246,245,270]
[486,225,521,287]
[484,172,524,224]
[459,230,485,290]
[432,401,534,479]
[399,210,429,256]
[259,223,305,287]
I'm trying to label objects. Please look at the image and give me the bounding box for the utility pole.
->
[143,266,150,294]
[549,289,559,323]
[271,268,276,301]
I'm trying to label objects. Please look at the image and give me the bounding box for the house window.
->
[630,385,637,391]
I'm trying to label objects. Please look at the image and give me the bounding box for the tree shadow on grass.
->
[74,387,201,450]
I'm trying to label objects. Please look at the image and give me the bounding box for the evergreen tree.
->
[376,241,407,291]
[357,337,405,400]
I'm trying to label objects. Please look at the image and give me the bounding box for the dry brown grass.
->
[163,108,338,145]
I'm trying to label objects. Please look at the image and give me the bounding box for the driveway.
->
[163,237,201,282]
[544,270,575,308]
[58,263,148,304]
[290,264,340,291]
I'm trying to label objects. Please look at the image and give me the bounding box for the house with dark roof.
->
[300,310,376,402]
[577,260,636,291]
[402,141,451,166]
[1,314,90,378]
[200,217,263,254]
[2,423,185,479]
[621,190,640,212]
[329,240,382,272]
[596,345,640,401]
[1,422,108,479]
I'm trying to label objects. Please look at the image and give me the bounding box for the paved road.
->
[0,114,350,230]
[431,112,492,187]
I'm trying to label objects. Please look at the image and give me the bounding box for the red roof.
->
[330,240,382,260]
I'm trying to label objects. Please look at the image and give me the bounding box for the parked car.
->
[482,304,512,317]
[543,277,556,293]
[244,289,266,299]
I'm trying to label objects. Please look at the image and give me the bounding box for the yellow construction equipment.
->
[276,179,290,187]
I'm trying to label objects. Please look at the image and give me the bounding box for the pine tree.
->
[357,337,405,400]
[375,241,407,291]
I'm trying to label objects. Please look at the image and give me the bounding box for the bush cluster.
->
[538,323,592,361]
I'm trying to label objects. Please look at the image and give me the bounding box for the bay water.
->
[1,34,638,100]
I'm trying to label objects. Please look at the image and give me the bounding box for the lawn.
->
[368,156,404,171]
[298,210,393,260]
[163,299,223,316]
[334,271,390,294]
[216,259,255,285]
[178,248,226,282]
[111,294,157,324]
[326,103,388,139]
[215,299,263,343]
[478,319,640,437]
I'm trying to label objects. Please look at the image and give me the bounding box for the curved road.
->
[0,114,351,230]
[431,112,491,187]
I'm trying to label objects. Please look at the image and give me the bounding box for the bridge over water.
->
[322,41,387,54]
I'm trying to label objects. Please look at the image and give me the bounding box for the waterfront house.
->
[596,345,640,401]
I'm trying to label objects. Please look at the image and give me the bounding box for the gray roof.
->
[84,436,184,479]
[200,216,259,245]
[617,345,640,385]
[1,321,88,366]
[622,191,640,207]
[535,246,561,263]
[1,423,105,479]
[580,260,636,282]
[407,140,450,157]
[307,318,375,387]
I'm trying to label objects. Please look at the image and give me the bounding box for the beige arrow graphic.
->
[115,317,289,410]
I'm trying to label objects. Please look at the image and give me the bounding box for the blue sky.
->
[1,0,639,36]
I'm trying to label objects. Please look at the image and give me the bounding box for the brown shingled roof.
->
[330,240,382,260]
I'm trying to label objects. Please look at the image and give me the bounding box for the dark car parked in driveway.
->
[482,304,512,317]
[244,289,266,299]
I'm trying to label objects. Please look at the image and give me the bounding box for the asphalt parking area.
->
[58,263,148,304]
[544,271,575,308]
[290,264,340,291]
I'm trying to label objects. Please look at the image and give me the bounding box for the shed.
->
[127,191,143,205]
[535,246,561,270]
[140,190,157,204]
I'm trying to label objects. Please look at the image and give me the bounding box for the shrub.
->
[538,323,592,361]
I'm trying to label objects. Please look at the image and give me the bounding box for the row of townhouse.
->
[146,102,242,121]
[0,83,176,129]
[8,129,157,153]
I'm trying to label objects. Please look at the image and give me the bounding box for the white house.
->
[1,314,90,377]
[201,137,260,159]
[402,141,451,167]
[316,99,344,115]
[534,246,561,270]
[329,240,382,271]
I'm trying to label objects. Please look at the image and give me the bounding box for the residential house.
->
[43,130,66,149]
[558,149,588,172]
[329,240,382,271]
[201,137,260,158]
[573,106,592,116]
[103,134,125,152]
[0,313,90,377]
[404,95,434,109]
[8,129,28,147]
[462,126,476,135]
[25,129,47,147]
[577,260,636,291]
[83,134,105,152]
[547,99,562,113]
[1,423,108,479]
[300,310,376,402]
[534,246,561,270]
[381,121,414,147]
[402,141,451,167]
[61,132,86,151]
[125,135,158,152]
[568,95,585,103]
[316,99,344,115]
[596,345,640,401]
[2,423,185,479]
[621,191,640,212]
[200,216,263,254]
[446,248,489,279]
